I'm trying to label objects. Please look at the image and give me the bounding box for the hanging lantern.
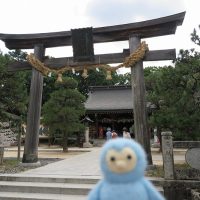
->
[106,70,112,80]
[72,68,75,74]
[56,73,63,82]
[82,68,88,78]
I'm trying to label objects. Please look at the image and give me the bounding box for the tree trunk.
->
[17,122,22,161]
[0,147,4,165]
[157,127,162,152]
[62,132,68,152]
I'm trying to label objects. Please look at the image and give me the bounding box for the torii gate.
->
[0,12,185,164]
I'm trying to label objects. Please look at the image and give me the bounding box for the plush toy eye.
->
[127,155,132,160]
[110,156,116,162]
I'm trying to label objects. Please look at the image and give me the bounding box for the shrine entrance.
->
[0,12,185,164]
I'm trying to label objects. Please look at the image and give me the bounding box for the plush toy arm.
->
[143,179,165,200]
[87,181,103,200]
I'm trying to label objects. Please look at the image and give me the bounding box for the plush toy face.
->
[105,147,137,174]
[100,138,147,183]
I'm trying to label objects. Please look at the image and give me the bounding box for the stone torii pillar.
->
[22,44,45,164]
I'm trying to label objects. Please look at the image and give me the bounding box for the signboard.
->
[71,27,94,62]
[185,148,200,170]
[0,122,17,147]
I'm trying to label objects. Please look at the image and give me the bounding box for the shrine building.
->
[85,85,151,138]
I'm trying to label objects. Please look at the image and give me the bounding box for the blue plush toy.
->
[88,138,165,200]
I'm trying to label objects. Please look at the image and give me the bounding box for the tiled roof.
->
[85,86,134,113]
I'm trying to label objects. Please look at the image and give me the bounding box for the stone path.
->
[20,146,186,177]
[22,148,102,177]
[3,145,187,176]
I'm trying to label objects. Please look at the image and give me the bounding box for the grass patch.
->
[0,159,19,167]
[0,158,64,174]
[146,163,191,178]
[146,166,164,177]
[0,159,21,173]
[174,163,190,169]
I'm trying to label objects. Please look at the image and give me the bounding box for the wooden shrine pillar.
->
[129,35,153,164]
[22,44,45,163]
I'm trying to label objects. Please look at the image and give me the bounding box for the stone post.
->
[161,131,175,179]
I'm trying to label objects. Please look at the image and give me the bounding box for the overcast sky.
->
[0,0,199,71]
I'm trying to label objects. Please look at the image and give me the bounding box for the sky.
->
[0,0,199,72]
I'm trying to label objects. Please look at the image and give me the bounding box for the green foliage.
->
[0,51,28,121]
[8,49,27,62]
[191,25,200,46]
[42,74,57,105]
[40,66,131,105]
[145,27,200,141]
[62,69,131,97]
[42,77,86,151]
[145,50,200,140]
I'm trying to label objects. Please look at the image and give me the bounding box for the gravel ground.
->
[0,158,63,174]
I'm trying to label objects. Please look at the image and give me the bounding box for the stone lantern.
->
[81,116,93,148]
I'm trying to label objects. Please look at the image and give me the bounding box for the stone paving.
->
[22,148,102,177]
[3,145,187,177]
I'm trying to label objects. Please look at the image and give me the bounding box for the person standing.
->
[99,126,104,139]
[106,127,112,140]
[111,130,118,139]
[122,127,131,139]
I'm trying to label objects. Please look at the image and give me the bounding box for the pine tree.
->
[0,51,28,121]
[145,51,200,140]
[42,77,86,152]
